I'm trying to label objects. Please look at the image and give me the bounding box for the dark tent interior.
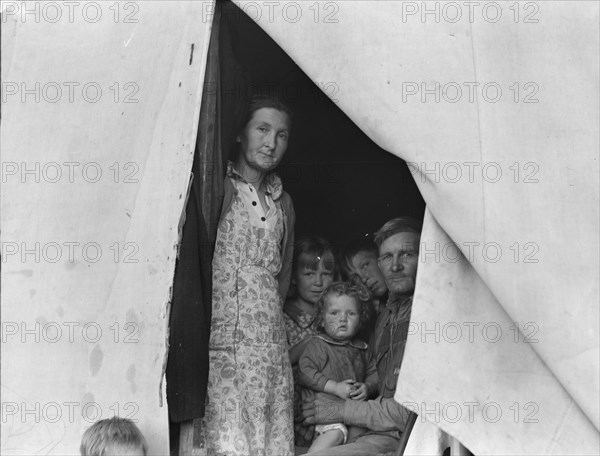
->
[167,2,426,452]
[220,1,425,249]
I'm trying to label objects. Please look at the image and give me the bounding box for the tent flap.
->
[240,1,600,453]
[1,2,213,453]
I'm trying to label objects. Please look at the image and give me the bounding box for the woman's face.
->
[294,253,335,306]
[237,107,290,175]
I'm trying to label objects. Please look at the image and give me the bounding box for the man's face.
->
[378,232,420,295]
[348,250,388,298]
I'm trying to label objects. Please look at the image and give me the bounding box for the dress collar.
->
[314,333,368,350]
[227,161,283,201]
[283,300,316,329]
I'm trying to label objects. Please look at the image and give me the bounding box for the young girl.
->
[298,281,378,453]
[283,235,336,447]
[284,236,336,362]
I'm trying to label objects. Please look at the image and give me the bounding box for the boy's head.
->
[315,282,372,340]
[80,417,147,456]
[340,238,387,299]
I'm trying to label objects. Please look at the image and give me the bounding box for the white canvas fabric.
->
[239,1,600,454]
[2,1,598,454]
[403,419,453,456]
[1,2,214,453]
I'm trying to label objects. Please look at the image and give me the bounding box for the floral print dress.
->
[201,168,294,456]
[283,302,318,447]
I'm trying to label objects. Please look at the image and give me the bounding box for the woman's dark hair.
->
[314,281,373,334]
[238,94,293,134]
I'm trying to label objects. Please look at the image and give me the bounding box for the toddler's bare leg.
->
[306,430,345,453]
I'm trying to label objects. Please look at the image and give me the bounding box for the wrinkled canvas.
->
[1,2,214,453]
[242,1,599,453]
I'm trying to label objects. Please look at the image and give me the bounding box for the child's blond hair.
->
[80,417,147,456]
[314,281,373,333]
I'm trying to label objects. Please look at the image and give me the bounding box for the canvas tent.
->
[1,1,598,455]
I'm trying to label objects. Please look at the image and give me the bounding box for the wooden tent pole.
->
[396,411,418,455]
[450,436,472,456]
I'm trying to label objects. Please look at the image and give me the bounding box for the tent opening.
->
[219,0,426,245]
[167,1,426,453]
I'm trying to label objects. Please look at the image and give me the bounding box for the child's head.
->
[80,417,147,456]
[315,282,372,341]
[290,236,336,305]
[340,238,388,299]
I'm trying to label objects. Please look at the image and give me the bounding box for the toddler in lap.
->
[298,281,378,453]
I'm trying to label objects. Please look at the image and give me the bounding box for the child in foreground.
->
[284,236,336,364]
[298,281,378,453]
[80,417,147,456]
[284,235,336,447]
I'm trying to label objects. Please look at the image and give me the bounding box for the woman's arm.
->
[277,193,295,299]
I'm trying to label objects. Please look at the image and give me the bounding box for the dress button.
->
[252,201,257,206]
[261,217,266,222]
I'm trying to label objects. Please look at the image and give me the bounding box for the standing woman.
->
[202,95,295,455]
